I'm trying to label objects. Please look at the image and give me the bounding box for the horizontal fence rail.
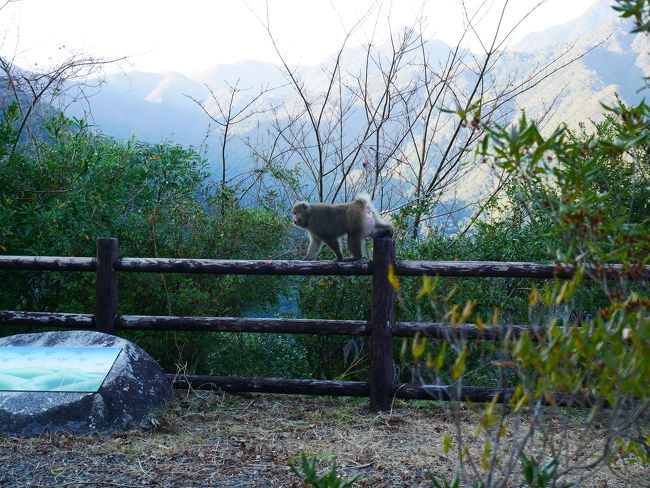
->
[390,322,546,339]
[168,375,590,407]
[166,374,517,403]
[3,256,648,279]
[116,315,369,336]
[1,237,648,411]
[0,311,545,340]
[396,260,650,279]
[170,374,370,397]
[0,256,96,271]
[116,258,372,276]
[0,311,95,328]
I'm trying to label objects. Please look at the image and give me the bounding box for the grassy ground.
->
[0,391,647,487]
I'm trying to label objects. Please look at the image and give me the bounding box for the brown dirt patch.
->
[0,391,647,487]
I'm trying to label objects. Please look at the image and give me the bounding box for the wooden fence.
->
[1,237,647,411]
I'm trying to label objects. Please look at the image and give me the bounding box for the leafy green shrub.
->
[0,112,292,373]
[294,275,372,380]
[290,453,361,487]
[429,454,574,488]
[412,10,649,485]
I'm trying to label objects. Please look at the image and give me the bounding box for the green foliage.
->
[430,454,576,488]
[478,107,650,265]
[428,472,487,488]
[428,472,461,488]
[474,99,650,408]
[0,113,291,373]
[424,27,647,488]
[428,453,578,488]
[294,275,372,379]
[201,333,312,378]
[512,293,648,405]
[411,6,650,486]
[613,0,650,33]
[518,453,574,488]
[290,453,361,488]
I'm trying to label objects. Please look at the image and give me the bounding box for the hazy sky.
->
[1,0,600,74]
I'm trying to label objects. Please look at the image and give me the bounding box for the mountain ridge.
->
[514,0,617,52]
[67,0,646,176]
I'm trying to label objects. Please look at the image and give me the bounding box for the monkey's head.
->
[292,201,311,228]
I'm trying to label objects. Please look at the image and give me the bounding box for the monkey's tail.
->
[355,193,391,225]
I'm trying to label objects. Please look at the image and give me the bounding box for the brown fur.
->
[292,194,393,261]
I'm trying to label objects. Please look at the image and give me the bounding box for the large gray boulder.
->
[0,330,171,437]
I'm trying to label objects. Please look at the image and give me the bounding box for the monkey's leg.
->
[323,237,344,261]
[345,234,364,261]
[304,235,323,260]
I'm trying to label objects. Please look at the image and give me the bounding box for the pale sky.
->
[1,0,600,75]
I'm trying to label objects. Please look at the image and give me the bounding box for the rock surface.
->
[0,330,171,437]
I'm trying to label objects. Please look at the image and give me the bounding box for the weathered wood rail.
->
[1,237,648,410]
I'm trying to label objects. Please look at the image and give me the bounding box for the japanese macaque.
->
[292,193,393,261]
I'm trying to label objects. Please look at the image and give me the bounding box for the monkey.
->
[292,193,393,261]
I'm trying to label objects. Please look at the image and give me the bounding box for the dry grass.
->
[0,391,647,487]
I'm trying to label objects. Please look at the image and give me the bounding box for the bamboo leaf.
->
[453,346,467,380]
[387,264,400,291]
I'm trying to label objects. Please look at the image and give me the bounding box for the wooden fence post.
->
[369,237,395,411]
[96,237,118,335]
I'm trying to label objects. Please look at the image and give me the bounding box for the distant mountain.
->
[67,0,646,178]
[506,0,647,131]
[67,62,297,174]
[193,60,289,90]
[514,0,617,52]
[71,71,208,148]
